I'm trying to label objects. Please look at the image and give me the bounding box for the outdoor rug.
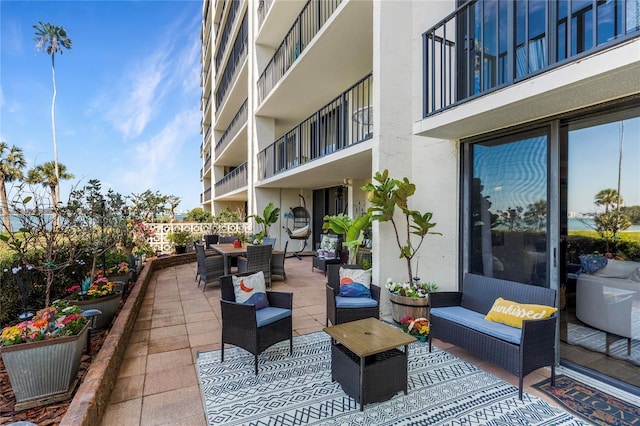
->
[196,331,589,425]
[534,375,640,426]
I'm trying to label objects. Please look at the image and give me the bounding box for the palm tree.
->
[33,22,73,205]
[594,188,622,214]
[0,142,27,232]
[27,161,75,208]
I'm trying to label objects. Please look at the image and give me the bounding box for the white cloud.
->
[122,107,200,191]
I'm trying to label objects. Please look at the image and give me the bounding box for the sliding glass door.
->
[466,129,549,286]
[463,107,640,391]
[561,111,640,389]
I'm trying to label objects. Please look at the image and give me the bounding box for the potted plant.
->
[67,272,122,329]
[399,315,430,342]
[167,230,193,254]
[386,279,438,323]
[322,212,372,264]
[249,202,280,244]
[362,170,440,322]
[0,300,89,409]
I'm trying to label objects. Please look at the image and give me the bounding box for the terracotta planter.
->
[72,292,121,329]
[389,292,430,323]
[1,322,89,409]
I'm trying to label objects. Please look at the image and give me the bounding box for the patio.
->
[100,256,558,425]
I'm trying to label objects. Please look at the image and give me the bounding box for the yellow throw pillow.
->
[485,297,557,328]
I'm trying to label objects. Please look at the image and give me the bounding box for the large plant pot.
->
[1,322,89,410]
[72,292,121,329]
[389,292,430,323]
[107,272,131,283]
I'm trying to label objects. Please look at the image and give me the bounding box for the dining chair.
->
[238,244,273,288]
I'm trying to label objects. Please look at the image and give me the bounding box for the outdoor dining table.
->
[210,243,249,275]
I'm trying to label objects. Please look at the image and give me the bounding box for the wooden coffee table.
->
[323,317,416,410]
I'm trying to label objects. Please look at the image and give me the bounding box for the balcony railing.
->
[215,99,248,158]
[215,162,248,196]
[204,125,212,144]
[215,0,241,72]
[257,0,274,29]
[203,187,212,203]
[257,73,372,180]
[423,0,640,117]
[257,0,342,104]
[215,12,248,111]
[204,155,211,174]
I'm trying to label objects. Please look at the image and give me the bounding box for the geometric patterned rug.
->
[534,375,640,426]
[197,332,590,425]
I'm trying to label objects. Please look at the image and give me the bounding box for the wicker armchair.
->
[220,272,293,374]
[218,235,237,243]
[326,264,380,326]
[271,241,288,282]
[195,243,225,291]
[238,245,273,289]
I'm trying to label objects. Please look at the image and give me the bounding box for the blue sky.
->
[1,0,203,211]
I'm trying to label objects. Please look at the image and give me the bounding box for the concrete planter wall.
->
[73,293,121,329]
[389,292,430,323]
[1,322,89,410]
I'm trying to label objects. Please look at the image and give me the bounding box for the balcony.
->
[215,162,248,199]
[422,0,640,118]
[202,187,212,204]
[257,0,343,104]
[257,73,372,182]
[215,99,247,160]
[214,0,241,73]
[214,11,248,113]
[257,0,274,29]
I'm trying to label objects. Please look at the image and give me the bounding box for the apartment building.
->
[202,0,640,393]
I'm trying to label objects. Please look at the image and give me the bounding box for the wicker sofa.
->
[428,273,557,399]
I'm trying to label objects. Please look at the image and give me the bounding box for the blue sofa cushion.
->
[335,296,378,309]
[256,307,291,327]
[430,306,521,344]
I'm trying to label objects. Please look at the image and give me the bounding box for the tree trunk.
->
[0,179,11,232]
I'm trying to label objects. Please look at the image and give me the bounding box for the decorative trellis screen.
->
[145,222,252,254]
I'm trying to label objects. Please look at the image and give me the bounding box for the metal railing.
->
[215,0,241,72]
[257,0,342,103]
[215,162,248,196]
[257,73,372,180]
[422,0,640,117]
[215,12,248,111]
[215,99,248,157]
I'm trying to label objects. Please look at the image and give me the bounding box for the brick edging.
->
[60,252,196,425]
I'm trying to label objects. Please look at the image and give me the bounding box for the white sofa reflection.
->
[576,260,640,343]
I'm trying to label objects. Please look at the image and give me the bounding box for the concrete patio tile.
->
[146,348,193,374]
[148,334,190,355]
[184,310,216,323]
[293,315,323,330]
[101,397,142,426]
[152,301,183,312]
[109,374,144,404]
[118,355,147,379]
[140,385,205,425]
[183,302,216,313]
[185,320,216,336]
[149,323,188,340]
[128,329,150,344]
[151,314,186,329]
[123,341,148,359]
[188,332,218,348]
[143,364,198,396]
[133,319,151,331]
